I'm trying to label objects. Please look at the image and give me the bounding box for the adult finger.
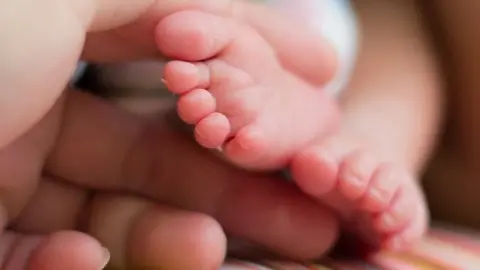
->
[46,91,339,260]
[12,178,90,234]
[87,193,226,270]
[14,178,226,270]
[0,97,65,233]
[83,0,336,85]
[0,0,334,154]
[0,230,108,270]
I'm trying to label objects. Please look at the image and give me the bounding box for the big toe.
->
[155,10,234,61]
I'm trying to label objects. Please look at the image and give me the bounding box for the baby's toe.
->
[382,200,428,250]
[337,151,378,200]
[361,165,406,212]
[373,183,419,234]
[223,125,270,169]
[177,89,216,124]
[194,112,230,148]
[163,61,210,94]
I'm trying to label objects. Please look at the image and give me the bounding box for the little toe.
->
[361,165,405,212]
[155,11,234,61]
[163,61,210,94]
[177,89,216,124]
[194,112,230,148]
[373,185,418,234]
[337,151,377,200]
[290,145,339,197]
[382,201,428,251]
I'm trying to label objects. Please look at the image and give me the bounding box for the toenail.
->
[315,149,337,167]
[344,172,363,188]
[380,213,397,229]
[369,188,385,203]
[343,163,371,188]
[348,171,365,186]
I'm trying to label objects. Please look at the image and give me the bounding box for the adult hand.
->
[0,0,339,268]
[1,0,336,149]
[1,93,338,269]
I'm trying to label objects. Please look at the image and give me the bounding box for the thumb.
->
[0,0,89,148]
[0,0,225,149]
[0,0,151,148]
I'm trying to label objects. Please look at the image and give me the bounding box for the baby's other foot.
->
[290,136,428,251]
[155,10,339,170]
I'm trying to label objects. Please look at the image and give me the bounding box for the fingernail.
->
[161,77,168,86]
[219,266,244,270]
[368,188,384,204]
[100,247,110,269]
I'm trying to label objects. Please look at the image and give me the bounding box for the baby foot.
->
[155,10,339,170]
[290,136,428,251]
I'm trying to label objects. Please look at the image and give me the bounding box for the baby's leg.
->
[291,0,442,250]
[156,11,339,170]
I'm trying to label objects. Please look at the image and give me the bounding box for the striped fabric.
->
[221,224,480,269]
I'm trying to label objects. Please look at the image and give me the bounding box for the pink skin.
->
[156,10,339,170]
[154,10,426,251]
[290,137,428,251]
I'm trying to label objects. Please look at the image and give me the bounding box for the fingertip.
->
[130,208,226,270]
[29,231,107,270]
